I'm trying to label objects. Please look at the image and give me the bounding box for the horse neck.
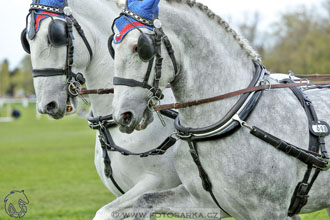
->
[71,0,120,116]
[162,1,257,127]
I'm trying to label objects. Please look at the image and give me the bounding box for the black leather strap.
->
[32,69,66,77]
[88,113,177,157]
[187,139,230,216]
[250,127,328,169]
[98,129,126,194]
[288,166,320,216]
[70,15,93,60]
[143,59,154,85]
[280,78,330,216]
[162,31,178,76]
[113,77,153,90]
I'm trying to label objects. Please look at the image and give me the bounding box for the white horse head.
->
[23,0,94,119]
[111,0,181,133]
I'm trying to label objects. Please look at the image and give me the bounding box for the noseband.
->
[21,0,93,98]
[109,9,178,100]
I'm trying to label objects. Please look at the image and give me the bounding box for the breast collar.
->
[174,61,267,141]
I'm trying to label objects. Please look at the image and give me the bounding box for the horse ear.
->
[142,0,160,15]
[128,0,137,4]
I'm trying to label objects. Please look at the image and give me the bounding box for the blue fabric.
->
[113,16,153,44]
[114,0,160,44]
[30,0,65,33]
[127,0,160,21]
[33,0,64,8]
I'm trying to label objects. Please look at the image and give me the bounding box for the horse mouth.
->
[135,108,154,131]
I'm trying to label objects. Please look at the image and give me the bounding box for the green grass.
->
[0,103,329,219]
[0,103,115,219]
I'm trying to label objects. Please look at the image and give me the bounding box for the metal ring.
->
[259,79,272,90]
[147,96,161,112]
[289,70,295,80]
[300,78,310,85]
[175,132,192,139]
[67,81,81,96]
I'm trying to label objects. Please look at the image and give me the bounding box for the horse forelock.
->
[164,0,262,63]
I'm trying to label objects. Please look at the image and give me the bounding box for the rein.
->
[78,84,172,95]
[296,74,330,79]
[79,88,114,95]
[153,80,330,112]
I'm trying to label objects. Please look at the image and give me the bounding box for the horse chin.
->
[135,109,154,131]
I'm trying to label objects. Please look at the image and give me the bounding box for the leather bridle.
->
[23,0,93,99]
[110,8,178,101]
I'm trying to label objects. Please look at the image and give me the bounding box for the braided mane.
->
[165,0,262,62]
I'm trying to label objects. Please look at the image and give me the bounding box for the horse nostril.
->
[122,112,133,125]
[46,101,58,112]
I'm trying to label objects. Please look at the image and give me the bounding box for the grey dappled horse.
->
[110,0,330,219]
[23,0,181,219]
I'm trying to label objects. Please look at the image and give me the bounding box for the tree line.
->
[0,56,33,97]
[0,0,329,97]
[241,0,330,75]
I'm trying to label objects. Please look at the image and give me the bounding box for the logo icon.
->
[4,190,29,218]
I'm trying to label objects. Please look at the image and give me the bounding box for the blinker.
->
[138,34,155,62]
[21,28,31,54]
[48,19,68,47]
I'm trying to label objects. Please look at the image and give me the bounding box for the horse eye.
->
[131,44,137,53]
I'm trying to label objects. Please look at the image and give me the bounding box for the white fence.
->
[0,98,36,108]
[0,98,38,122]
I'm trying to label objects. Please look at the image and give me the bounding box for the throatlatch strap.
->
[70,16,93,59]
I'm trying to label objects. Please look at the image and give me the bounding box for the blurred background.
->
[0,0,329,219]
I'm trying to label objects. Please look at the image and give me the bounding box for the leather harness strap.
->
[171,63,330,216]
[296,74,330,79]
[87,111,178,194]
[282,79,329,216]
[186,139,230,216]
[154,80,330,112]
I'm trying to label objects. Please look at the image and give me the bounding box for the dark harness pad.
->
[108,34,115,59]
[108,33,155,62]
[21,28,31,54]
[138,34,155,62]
[48,19,68,47]
[21,19,68,54]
